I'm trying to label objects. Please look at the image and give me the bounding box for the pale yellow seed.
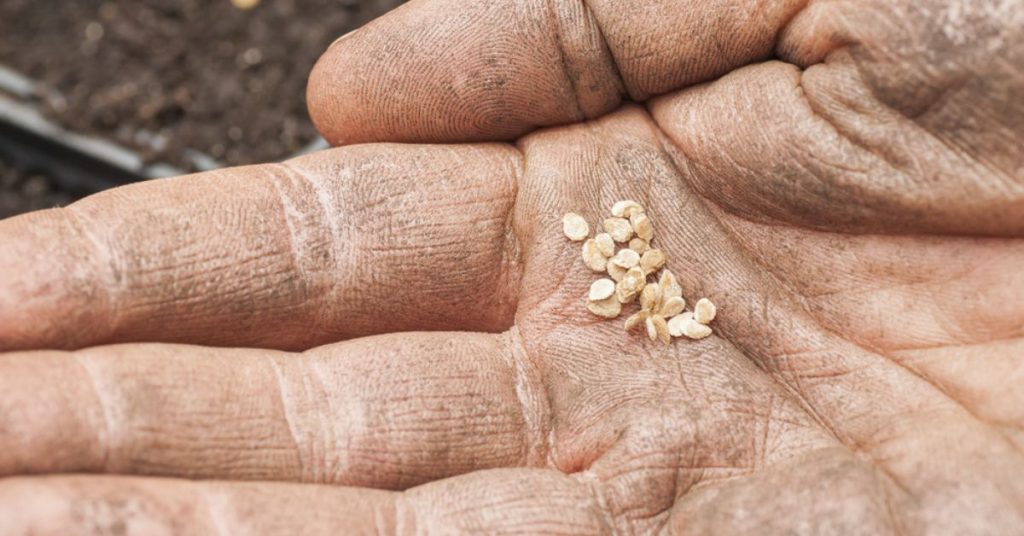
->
[582,239,607,272]
[660,296,686,317]
[645,316,658,341]
[607,261,628,282]
[628,237,649,254]
[588,295,622,319]
[624,311,646,331]
[611,200,644,218]
[603,217,634,243]
[644,315,670,344]
[616,279,638,302]
[615,267,646,303]
[594,233,616,257]
[640,283,662,313]
[694,298,717,324]
[681,317,712,340]
[563,212,590,241]
[667,312,693,337]
[640,248,667,274]
[630,213,654,241]
[616,281,638,304]
[625,266,645,285]
[589,278,615,301]
[659,270,683,301]
[652,315,671,344]
[611,248,640,269]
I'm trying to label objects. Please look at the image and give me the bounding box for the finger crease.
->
[578,0,631,101]
[265,355,308,481]
[574,469,620,533]
[545,0,585,121]
[62,206,123,341]
[72,352,114,472]
[501,145,526,322]
[198,485,232,536]
[506,326,553,468]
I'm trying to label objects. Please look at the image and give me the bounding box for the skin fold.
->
[0,0,1021,534]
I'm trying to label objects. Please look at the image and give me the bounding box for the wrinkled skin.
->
[1,0,1022,534]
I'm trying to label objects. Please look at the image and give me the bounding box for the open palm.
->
[1,1,1022,534]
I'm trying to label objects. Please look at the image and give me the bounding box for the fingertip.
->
[305,0,544,146]
[776,2,857,67]
[307,28,370,145]
[305,49,345,146]
[306,9,405,146]
[305,0,621,147]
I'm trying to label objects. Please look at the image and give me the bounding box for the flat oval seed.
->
[628,237,649,254]
[630,213,654,241]
[594,233,616,257]
[659,270,683,300]
[652,315,671,344]
[611,200,644,218]
[588,296,622,319]
[582,239,607,272]
[640,283,662,312]
[640,248,666,274]
[660,296,686,317]
[589,278,616,301]
[624,267,645,287]
[645,317,658,341]
[694,298,717,324]
[603,217,634,242]
[682,318,713,340]
[667,312,693,337]
[624,311,646,331]
[563,213,589,241]
[616,280,639,304]
[607,261,628,281]
[611,248,640,269]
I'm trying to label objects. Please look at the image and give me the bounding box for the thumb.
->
[306,0,805,146]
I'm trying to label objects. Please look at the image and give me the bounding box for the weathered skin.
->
[0,0,1022,534]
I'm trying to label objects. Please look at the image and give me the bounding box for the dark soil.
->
[0,0,403,171]
[0,154,72,219]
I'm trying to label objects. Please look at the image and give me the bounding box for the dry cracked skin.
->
[0,0,1022,534]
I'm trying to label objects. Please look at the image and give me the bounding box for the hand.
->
[1,1,1022,534]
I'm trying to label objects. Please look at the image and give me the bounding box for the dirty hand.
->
[1,1,1022,534]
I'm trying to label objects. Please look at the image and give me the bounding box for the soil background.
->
[0,0,404,217]
[0,152,71,219]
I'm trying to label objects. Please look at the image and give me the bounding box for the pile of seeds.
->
[562,201,717,344]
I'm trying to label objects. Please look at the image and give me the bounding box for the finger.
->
[0,331,548,489]
[0,469,608,535]
[0,143,521,351]
[307,0,806,145]
[0,475,394,536]
[648,60,1024,235]
[776,0,1024,231]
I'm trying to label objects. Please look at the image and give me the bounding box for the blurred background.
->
[0,0,404,218]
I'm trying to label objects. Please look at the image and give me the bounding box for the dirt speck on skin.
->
[0,0,405,170]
